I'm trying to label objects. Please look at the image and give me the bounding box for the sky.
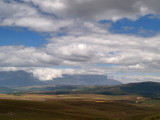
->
[0,0,160,83]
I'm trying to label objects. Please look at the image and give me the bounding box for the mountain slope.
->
[72,81,160,96]
[120,81,160,93]
[120,81,160,97]
[41,81,160,96]
[0,70,45,87]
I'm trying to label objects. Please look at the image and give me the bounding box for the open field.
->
[0,94,138,101]
[0,89,160,120]
[0,99,160,120]
[0,94,160,119]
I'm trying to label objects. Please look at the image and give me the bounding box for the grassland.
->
[0,99,160,120]
[0,94,160,120]
[0,94,138,101]
[1,82,160,120]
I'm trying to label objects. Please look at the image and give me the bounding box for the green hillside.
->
[120,82,160,97]
[0,86,15,94]
[23,82,160,98]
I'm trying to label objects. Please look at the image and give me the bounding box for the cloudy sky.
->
[0,0,160,83]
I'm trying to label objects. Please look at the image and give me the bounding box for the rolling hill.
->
[0,86,15,94]
[120,81,160,97]
[28,81,160,97]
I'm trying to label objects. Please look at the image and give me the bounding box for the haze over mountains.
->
[53,74,121,85]
[0,70,160,98]
[0,70,121,87]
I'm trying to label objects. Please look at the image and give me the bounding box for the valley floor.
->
[0,94,160,120]
[0,94,138,101]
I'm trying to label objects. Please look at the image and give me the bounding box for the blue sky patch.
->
[99,14,160,37]
[0,26,48,47]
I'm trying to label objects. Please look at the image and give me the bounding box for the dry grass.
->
[0,94,138,101]
[0,99,159,120]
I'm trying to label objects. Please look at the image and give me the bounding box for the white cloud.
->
[0,0,73,32]
[0,0,160,83]
[21,0,160,21]
[0,25,160,72]
[0,46,61,67]
[114,74,160,83]
[30,68,62,81]
[1,0,160,32]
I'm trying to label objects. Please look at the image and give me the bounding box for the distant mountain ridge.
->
[53,74,122,85]
[0,71,122,87]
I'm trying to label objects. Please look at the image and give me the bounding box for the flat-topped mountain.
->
[0,70,45,87]
[53,74,122,85]
[0,71,121,87]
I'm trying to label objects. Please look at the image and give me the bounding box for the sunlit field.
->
[0,94,137,101]
[0,99,160,120]
[0,93,160,120]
